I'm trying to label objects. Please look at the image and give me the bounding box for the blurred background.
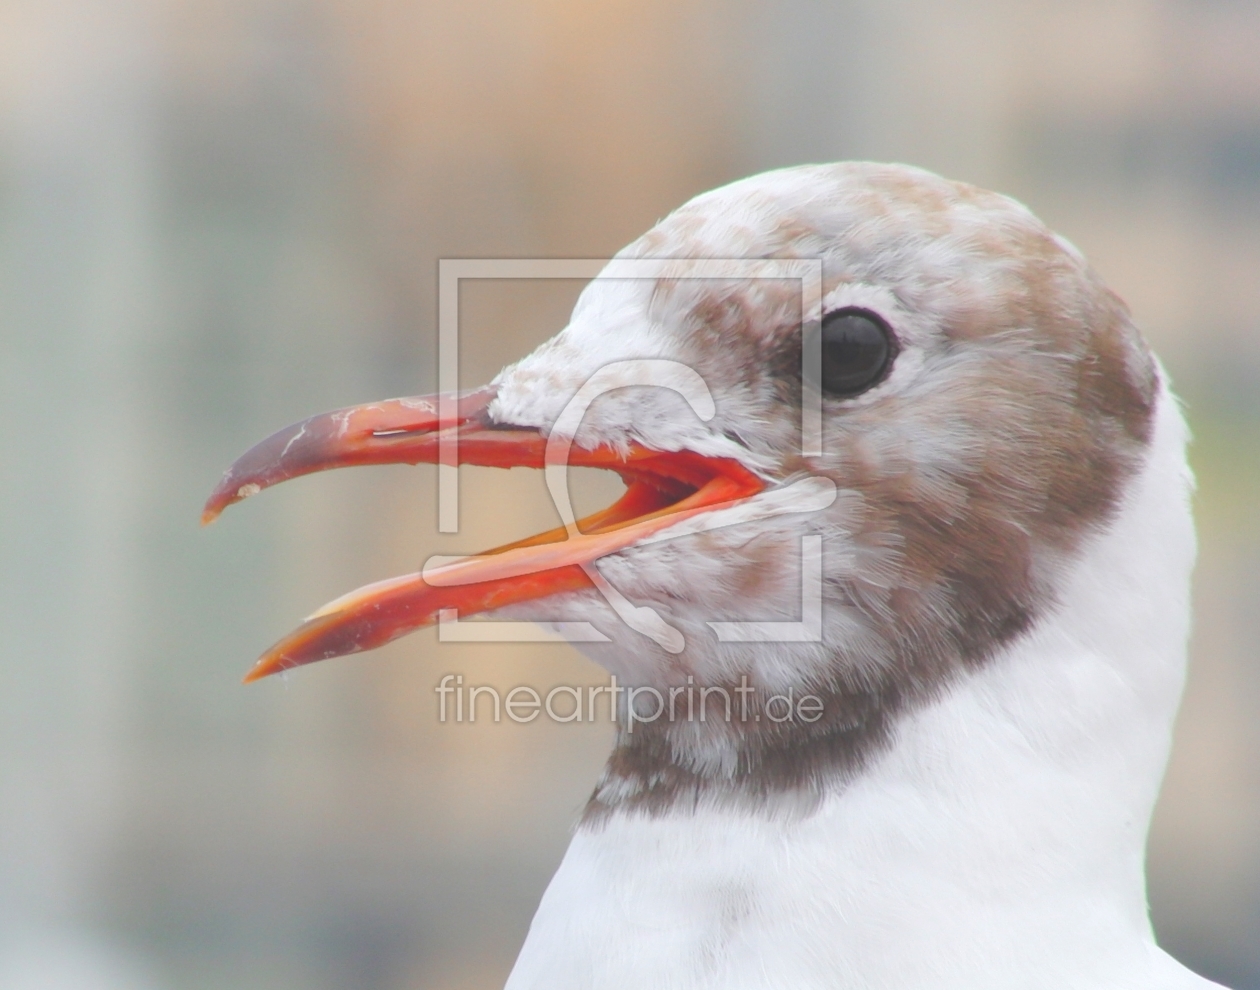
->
[1,0,1258,986]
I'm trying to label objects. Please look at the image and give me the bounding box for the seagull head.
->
[205,162,1160,814]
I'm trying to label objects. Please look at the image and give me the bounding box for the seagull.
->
[204,162,1223,989]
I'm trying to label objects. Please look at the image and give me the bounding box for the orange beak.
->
[203,387,765,682]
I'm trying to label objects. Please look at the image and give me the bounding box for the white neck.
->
[506,390,1219,990]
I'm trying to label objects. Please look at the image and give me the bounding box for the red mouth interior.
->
[480,450,746,554]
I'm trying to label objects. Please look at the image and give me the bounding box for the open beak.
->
[203,387,765,682]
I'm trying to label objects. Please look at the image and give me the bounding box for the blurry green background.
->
[1,0,1258,987]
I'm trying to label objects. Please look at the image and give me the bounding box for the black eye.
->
[805,308,896,398]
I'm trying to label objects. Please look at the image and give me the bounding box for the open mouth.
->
[202,386,765,682]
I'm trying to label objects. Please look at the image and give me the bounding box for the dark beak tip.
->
[200,487,229,526]
[201,474,267,526]
[199,491,233,527]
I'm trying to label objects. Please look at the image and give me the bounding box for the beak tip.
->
[200,483,235,526]
[202,479,264,526]
[242,661,273,684]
